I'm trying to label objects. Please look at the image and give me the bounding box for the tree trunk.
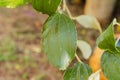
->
[84,0,117,27]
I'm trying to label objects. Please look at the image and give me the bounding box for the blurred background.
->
[0,0,120,80]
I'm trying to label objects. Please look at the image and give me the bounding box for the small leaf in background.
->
[96,19,118,52]
[63,62,92,80]
[101,51,120,80]
[75,15,102,33]
[88,70,101,80]
[31,0,61,15]
[0,0,29,8]
[77,40,92,59]
[42,13,77,70]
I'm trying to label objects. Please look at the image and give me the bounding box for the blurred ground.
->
[0,6,62,80]
[0,1,119,80]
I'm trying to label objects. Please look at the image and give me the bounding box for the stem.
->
[75,54,82,63]
[63,0,66,11]
[98,27,102,34]
[116,23,120,27]
[63,0,76,19]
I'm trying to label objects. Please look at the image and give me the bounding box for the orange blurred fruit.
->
[89,34,120,80]
[89,47,107,80]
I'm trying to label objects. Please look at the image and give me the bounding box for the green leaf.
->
[63,62,92,80]
[31,0,61,15]
[42,13,77,70]
[75,15,102,33]
[96,19,117,51]
[0,0,29,8]
[101,51,120,80]
[77,40,92,59]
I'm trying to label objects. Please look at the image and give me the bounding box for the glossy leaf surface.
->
[63,62,92,80]
[96,19,117,51]
[42,13,77,70]
[101,51,120,80]
[32,0,61,15]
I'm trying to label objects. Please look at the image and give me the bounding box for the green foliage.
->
[63,62,92,80]
[0,0,30,8]
[96,20,117,52]
[96,19,120,80]
[101,51,120,80]
[1,0,120,80]
[31,0,61,15]
[42,13,77,70]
